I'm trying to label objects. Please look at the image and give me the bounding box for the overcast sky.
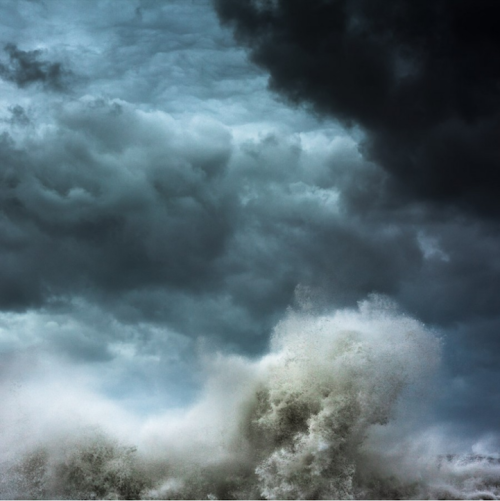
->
[1,0,500,446]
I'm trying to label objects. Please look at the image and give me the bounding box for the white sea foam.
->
[2,296,500,499]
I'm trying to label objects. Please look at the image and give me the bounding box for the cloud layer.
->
[214,0,500,215]
[0,0,499,457]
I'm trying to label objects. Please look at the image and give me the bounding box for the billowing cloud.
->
[214,0,500,216]
[1,94,500,361]
[0,3,500,496]
[0,97,429,347]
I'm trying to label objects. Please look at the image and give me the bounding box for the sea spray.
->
[3,296,500,499]
[244,296,440,499]
[1,429,150,500]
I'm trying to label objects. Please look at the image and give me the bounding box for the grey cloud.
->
[0,99,235,299]
[0,2,498,470]
[437,315,500,436]
[0,98,427,348]
[0,0,321,133]
[0,296,199,410]
[2,96,500,349]
[6,105,31,127]
[0,0,499,439]
[0,43,69,91]
[1,96,499,372]
[395,217,500,327]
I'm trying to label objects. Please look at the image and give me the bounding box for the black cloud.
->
[213,0,500,216]
[0,43,68,91]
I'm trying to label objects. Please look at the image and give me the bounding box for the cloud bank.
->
[0,1,500,498]
[214,0,500,215]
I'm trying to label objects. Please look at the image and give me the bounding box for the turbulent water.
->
[2,296,500,499]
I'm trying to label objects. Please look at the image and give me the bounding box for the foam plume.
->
[2,297,500,499]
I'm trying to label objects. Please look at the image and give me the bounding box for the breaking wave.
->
[2,296,500,499]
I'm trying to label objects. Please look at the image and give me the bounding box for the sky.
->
[1,0,500,451]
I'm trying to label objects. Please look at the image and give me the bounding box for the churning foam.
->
[2,296,500,499]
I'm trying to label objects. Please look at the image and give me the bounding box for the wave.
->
[2,296,500,499]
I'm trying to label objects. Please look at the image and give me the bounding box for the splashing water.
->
[2,296,500,499]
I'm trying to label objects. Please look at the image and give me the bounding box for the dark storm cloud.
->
[0,0,499,439]
[213,0,500,216]
[2,95,500,377]
[0,97,432,351]
[211,0,500,436]
[0,99,234,304]
[0,43,69,91]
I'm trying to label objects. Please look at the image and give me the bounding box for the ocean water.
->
[2,297,500,500]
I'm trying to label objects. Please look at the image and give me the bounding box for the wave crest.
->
[4,297,500,499]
